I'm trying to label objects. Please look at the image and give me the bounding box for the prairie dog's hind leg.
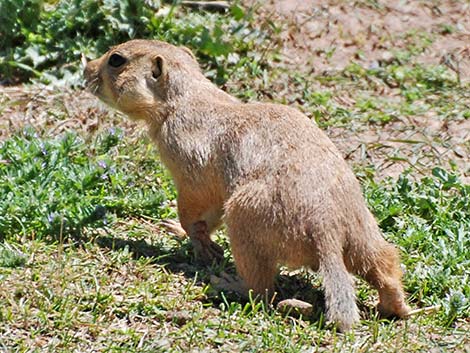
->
[229,228,277,297]
[165,191,224,264]
[224,203,278,297]
[362,243,410,318]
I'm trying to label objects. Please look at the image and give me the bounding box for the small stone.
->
[381,51,395,64]
[277,298,313,317]
[454,146,465,158]
[165,310,191,326]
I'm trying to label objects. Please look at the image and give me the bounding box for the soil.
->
[0,85,140,141]
[252,0,470,76]
[244,0,470,181]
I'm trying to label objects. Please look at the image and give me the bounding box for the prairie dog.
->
[84,39,410,331]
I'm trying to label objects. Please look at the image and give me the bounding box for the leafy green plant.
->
[0,128,175,241]
[365,169,470,322]
[0,0,271,86]
[0,242,26,268]
[1,0,162,82]
[0,0,43,81]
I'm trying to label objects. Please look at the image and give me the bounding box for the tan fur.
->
[84,39,410,331]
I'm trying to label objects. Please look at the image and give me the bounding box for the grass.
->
[282,62,469,128]
[1,1,470,352]
[0,0,273,86]
[0,242,26,268]
[0,238,467,352]
[0,128,176,242]
[0,130,468,352]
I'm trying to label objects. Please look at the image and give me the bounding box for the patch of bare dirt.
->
[0,85,141,141]
[250,0,470,76]
[329,115,470,181]
[244,0,470,181]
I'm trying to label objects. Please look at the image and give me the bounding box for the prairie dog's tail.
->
[320,257,360,331]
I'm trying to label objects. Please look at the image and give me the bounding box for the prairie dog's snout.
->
[83,55,102,94]
[83,59,95,82]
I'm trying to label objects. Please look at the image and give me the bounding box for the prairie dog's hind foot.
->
[377,297,411,319]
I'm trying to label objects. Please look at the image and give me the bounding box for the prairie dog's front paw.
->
[188,220,224,264]
[191,238,224,264]
[210,272,246,295]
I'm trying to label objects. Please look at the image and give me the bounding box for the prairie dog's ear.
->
[152,55,165,79]
[181,46,196,60]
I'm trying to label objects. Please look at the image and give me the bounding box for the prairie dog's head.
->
[84,39,202,120]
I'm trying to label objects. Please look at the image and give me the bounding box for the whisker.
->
[92,81,99,95]
[86,77,99,94]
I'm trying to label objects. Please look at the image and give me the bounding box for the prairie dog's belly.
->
[277,234,321,271]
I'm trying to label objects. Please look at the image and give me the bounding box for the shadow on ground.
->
[94,231,389,327]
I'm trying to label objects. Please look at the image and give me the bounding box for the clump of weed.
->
[365,168,470,323]
[0,0,272,86]
[0,242,26,268]
[0,128,175,241]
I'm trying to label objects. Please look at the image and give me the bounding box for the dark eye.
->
[108,53,126,68]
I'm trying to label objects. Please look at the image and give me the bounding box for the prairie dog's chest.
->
[151,119,221,186]
[158,119,213,163]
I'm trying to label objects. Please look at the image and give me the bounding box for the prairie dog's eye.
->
[108,53,126,68]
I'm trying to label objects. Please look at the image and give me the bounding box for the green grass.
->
[283,62,468,128]
[0,128,175,242]
[0,242,26,268]
[1,0,470,352]
[0,0,272,86]
[0,129,468,352]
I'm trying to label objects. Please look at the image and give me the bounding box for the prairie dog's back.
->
[204,102,348,188]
